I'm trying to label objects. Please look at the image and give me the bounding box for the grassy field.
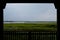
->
[3,21,57,40]
[3,22,57,31]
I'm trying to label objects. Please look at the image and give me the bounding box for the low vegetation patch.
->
[3,23,57,31]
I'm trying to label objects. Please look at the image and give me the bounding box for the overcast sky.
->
[3,3,57,21]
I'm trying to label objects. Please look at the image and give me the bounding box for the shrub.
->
[45,24,56,28]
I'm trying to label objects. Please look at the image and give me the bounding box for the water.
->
[4,22,25,23]
[3,21,39,24]
[3,21,56,24]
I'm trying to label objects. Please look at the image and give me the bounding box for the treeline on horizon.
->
[3,21,56,22]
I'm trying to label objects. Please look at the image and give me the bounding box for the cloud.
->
[3,3,56,21]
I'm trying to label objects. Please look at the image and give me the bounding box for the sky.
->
[3,3,57,21]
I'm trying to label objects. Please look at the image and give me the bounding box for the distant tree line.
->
[4,21,14,22]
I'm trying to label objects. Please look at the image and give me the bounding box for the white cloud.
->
[4,3,56,21]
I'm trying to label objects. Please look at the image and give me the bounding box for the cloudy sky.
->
[3,3,57,21]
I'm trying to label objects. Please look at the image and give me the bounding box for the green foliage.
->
[3,23,57,31]
[45,24,57,28]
